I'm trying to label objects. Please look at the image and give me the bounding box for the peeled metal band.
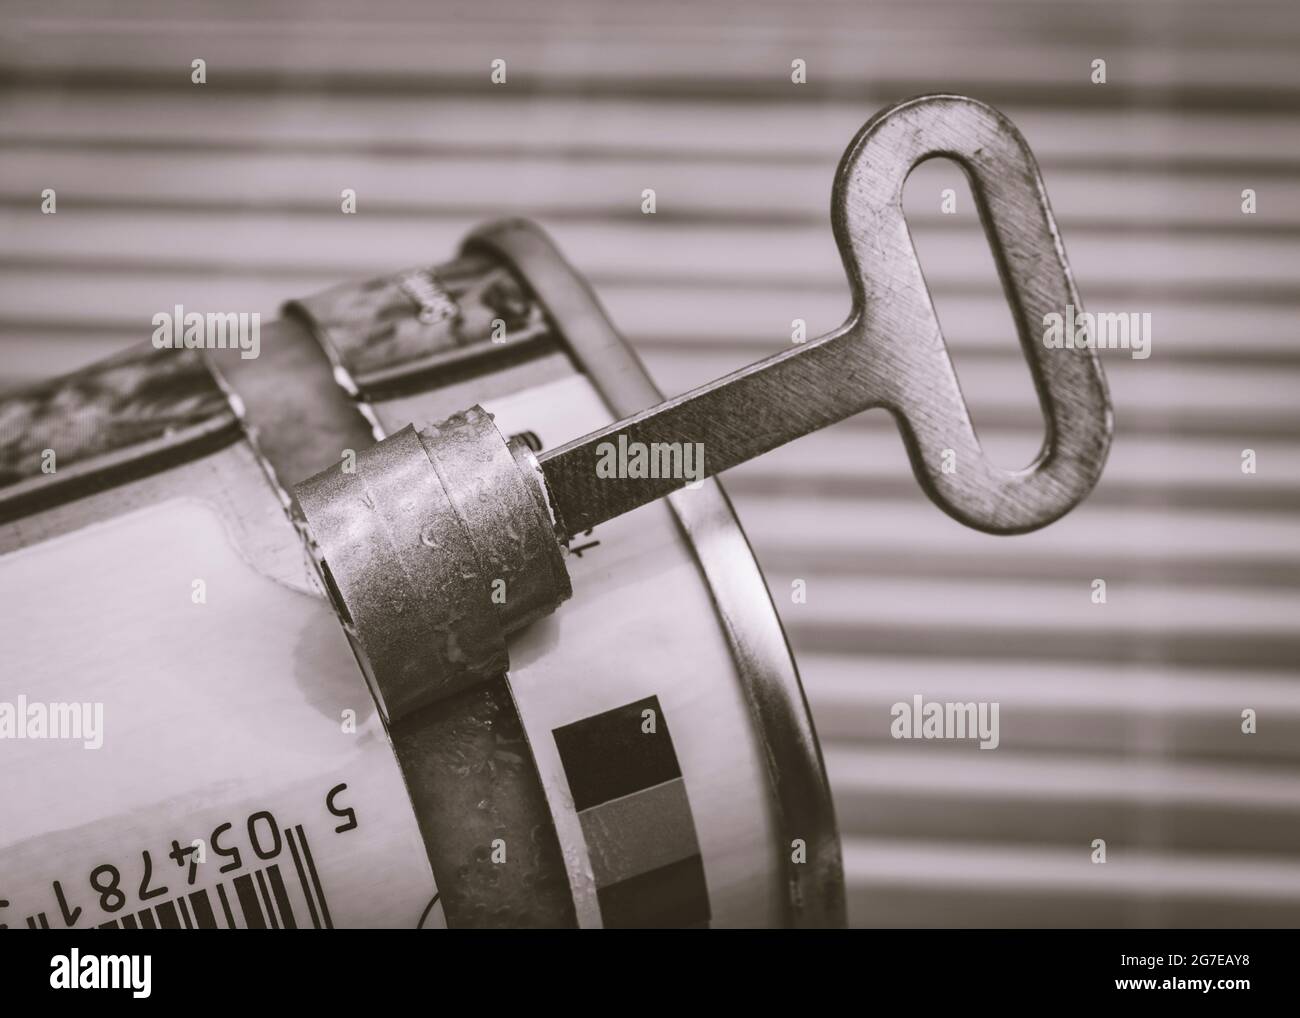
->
[286,245,577,722]
[294,408,570,723]
[419,408,571,635]
[0,346,239,525]
[283,252,554,399]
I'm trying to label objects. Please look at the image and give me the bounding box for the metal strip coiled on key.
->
[295,93,1114,721]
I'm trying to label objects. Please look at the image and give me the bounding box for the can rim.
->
[463,219,847,929]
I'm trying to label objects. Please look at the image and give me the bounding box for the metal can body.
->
[0,223,843,928]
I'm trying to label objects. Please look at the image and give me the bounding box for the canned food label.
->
[0,498,441,929]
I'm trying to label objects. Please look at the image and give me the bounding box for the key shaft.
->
[538,321,860,539]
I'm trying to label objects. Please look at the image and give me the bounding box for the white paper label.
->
[0,499,440,929]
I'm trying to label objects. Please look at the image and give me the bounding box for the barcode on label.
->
[95,825,332,930]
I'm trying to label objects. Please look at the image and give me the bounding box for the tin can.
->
[0,220,844,929]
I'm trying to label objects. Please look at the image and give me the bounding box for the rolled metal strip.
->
[418,406,571,636]
[283,255,554,400]
[294,407,570,723]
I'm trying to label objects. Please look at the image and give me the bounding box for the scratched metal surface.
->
[2,0,1299,926]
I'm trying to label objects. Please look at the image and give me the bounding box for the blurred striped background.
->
[2,0,1298,926]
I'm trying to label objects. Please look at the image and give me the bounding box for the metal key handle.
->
[541,94,1112,537]
[295,94,1114,722]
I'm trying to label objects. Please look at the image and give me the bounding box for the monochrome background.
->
[2,0,1298,926]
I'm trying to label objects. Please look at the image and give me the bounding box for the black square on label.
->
[596,855,710,929]
[553,695,682,811]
